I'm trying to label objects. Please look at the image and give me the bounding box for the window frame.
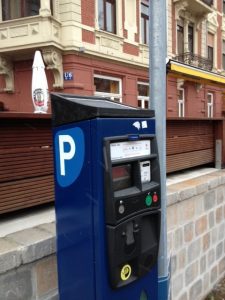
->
[177,19,184,55]
[137,81,149,109]
[98,0,116,34]
[1,0,54,21]
[188,24,194,54]
[208,46,213,64]
[178,88,185,118]
[222,40,225,70]
[94,74,122,103]
[140,1,149,45]
[207,92,214,118]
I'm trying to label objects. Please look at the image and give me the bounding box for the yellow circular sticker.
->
[120,264,132,281]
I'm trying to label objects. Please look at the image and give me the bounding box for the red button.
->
[153,193,158,202]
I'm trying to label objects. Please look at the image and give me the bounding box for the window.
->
[137,82,149,109]
[2,0,40,20]
[98,0,116,33]
[188,24,194,54]
[222,41,225,70]
[2,0,54,21]
[177,19,184,56]
[178,88,185,117]
[223,0,225,14]
[207,93,213,118]
[208,46,213,63]
[141,1,149,45]
[94,75,122,102]
[207,33,214,65]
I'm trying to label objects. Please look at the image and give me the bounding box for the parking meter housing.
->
[51,93,161,300]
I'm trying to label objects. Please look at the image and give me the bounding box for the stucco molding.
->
[0,55,14,93]
[207,11,219,34]
[196,15,208,31]
[42,48,63,89]
[174,0,188,20]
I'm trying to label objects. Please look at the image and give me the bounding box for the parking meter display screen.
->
[112,165,132,191]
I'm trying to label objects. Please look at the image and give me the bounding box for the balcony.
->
[173,52,213,72]
[173,0,214,17]
[0,15,61,55]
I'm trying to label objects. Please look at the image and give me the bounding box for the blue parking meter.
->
[51,93,161,300]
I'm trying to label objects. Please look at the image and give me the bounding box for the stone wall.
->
[0,170,225,300]
[167,170,225,300]
[0,223,58,300]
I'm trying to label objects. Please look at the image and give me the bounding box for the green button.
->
[145,194,152,206]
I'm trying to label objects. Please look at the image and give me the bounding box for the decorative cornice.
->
[42,47,63,89]
[0,56,14,93]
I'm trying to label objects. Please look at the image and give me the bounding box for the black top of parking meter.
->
[51,93,154,127]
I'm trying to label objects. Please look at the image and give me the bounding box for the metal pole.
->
[149,0,169,299]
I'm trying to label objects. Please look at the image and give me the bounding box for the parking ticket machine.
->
[51,93,161,300]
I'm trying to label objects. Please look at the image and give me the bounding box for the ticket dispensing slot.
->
[104,135,161,289]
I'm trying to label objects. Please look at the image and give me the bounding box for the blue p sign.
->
[55,127,85,187]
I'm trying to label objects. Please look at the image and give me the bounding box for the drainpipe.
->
[149,0,169,299]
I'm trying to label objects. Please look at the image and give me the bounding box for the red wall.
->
[0,54,223,119]
[167,75,223,119]
[0,54,148,112]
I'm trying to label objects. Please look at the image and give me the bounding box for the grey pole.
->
[149,0,169,299]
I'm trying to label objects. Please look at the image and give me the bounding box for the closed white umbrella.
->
[32,50,49,113]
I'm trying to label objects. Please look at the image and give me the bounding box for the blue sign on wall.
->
[54,127,85,187]
[64,72,73,81]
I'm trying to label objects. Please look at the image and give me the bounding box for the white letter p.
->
[59,135,76,176]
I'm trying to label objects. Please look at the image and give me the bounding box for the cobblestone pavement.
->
[205,277,225,300]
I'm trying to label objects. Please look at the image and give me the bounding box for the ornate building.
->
[0,0,225,169]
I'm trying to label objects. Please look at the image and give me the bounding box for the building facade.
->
[0,0,225,169]
[0,0,150,112]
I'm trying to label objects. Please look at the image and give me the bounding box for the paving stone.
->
[38,222,56,236]
[216,187,225,205]
[216,242,223,260]
[167,187,180,206]
[184,222,194,243]
[35,255,58,298]
[208,248,215,267]
[202,232,210,252]
[208,211,215,229]
[0,267,33,300]
[195,215,207,236]
[210,266,218,284]
[204,190,216,211]
[200,255,206,273]
[187,239,201,263]
[185,260,199,286]
[172,273,184,299]
[174,227,183,250]
[177,248,186,270]
[218,223,225,241]
[216,206,223,224]
[178,198,195,225]
[171,255,177,275]
[7,228,56,264]
[211,227,218,244]
[179,186,196,201]
[178,292,188,300]
[0,238,22,274]
[218,257,225,275]
[189,279,202,300]
[167,204,178,230]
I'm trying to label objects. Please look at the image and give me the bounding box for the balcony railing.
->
[201,0,213,6]
[173,52,213,72]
